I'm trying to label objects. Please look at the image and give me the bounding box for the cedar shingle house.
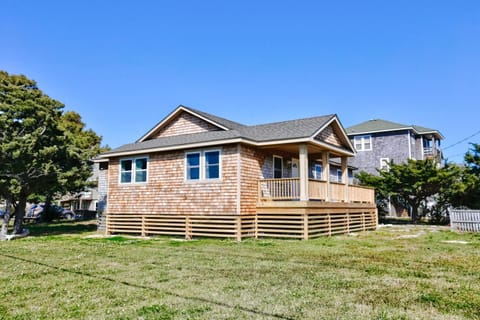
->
[97,105,376,239]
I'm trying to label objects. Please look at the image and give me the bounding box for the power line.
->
[443,129,480,150]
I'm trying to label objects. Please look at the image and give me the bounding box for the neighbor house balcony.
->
[258,178,374,203]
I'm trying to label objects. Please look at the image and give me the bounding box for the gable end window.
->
[120,157,148,184]
[186,150,221,181]
[354,135,372,151]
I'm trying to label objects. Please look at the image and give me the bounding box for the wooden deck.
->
[105,201,377,240]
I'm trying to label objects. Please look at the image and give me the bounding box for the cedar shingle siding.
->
[107,145,239,215]
[314,124,343,147]
[150,111,221,139]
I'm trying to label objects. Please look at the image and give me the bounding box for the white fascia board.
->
[101,136,355,159]
[98,138,246,158]
[347,127,413,136]
[309,138,355,156]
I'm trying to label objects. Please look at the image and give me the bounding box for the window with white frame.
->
[380,158,390,171]
[354,135,372,151]
[120,157,148,184]
[273,156,283,179]
[186,150,221,181]
[314,163,323,180]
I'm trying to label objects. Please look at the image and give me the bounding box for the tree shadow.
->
[25,220,98,236]
[0,252,294,320]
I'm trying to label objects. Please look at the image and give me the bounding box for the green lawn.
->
[0,221,479,320]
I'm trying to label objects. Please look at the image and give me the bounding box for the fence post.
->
[236,216,242,242]
[185,216,191,240]
[141,215,146,237]
[303,213,309,240]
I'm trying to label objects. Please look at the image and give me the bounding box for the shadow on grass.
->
[25,220,98,237]
[0,252,294,320]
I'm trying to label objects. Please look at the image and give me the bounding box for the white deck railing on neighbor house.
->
[258,178,374,203]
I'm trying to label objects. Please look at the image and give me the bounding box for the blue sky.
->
[1,1,479,162]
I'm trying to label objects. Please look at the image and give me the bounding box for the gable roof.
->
[101,105,355,158]
[138,105,245,142]
[346,119,444,139]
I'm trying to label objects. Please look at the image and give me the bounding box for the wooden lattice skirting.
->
[105,210,377,240]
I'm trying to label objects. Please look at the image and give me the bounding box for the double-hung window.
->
[186,150,221,181]
[354,135,372,151]
[120,157,148,184]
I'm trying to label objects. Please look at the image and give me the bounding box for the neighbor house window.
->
[354,135,372,151]
[314,163,323,180]
[273,156,283,178]
[120,157,148,184]
[186,149,221,181]
[380,158,390,171]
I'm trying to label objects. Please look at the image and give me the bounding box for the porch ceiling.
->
[258,142,349,158]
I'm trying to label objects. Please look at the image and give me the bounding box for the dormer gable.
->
[313,116,355,153]
[138,106,232,142]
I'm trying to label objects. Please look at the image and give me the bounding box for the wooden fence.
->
[450,209,480,232]
[105,210,377,240]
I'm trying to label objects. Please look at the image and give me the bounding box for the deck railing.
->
[258,178,374,203]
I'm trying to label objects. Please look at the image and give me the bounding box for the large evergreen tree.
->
[357,159,460,223]
[0,71,102,238]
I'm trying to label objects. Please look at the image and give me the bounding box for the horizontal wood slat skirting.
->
[105,203,377,240]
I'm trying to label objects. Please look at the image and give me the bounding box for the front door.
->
[291,158,299,178]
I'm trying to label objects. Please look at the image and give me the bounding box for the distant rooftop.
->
[346,119,443,139]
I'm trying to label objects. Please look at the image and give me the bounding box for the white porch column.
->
[299,144,309,201]
[341,156,348,202]
[322,151,330,201]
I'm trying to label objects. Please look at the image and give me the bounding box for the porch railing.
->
[258,178,300,200]
[258,178,374,203]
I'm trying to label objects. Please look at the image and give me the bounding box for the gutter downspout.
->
[407,131,412,159]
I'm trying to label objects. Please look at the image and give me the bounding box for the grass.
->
[0,222,479,319]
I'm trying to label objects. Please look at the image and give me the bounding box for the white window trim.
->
[380,158,390,171]
[119,156,149,184]
[273,155,283,179]
[185,149,222,182]
[354,135,372,151]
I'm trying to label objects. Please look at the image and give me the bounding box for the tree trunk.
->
[44,194,53,222]
[411,204,419,224]
[0,198,12,240]
[13,195,27,234]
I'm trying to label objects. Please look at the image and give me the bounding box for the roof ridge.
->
[246,114,336,128]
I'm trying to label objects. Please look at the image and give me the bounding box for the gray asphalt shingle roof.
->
[346,119,442,138]
[102,107,338,156]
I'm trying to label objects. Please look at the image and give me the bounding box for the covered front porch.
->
[256,143,375,204]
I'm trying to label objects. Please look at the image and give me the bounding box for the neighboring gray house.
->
[346,119,443,217]
[346,119,444,175]
[58,161,108,213]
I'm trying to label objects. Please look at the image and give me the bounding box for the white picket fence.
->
[450,209,480,232]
